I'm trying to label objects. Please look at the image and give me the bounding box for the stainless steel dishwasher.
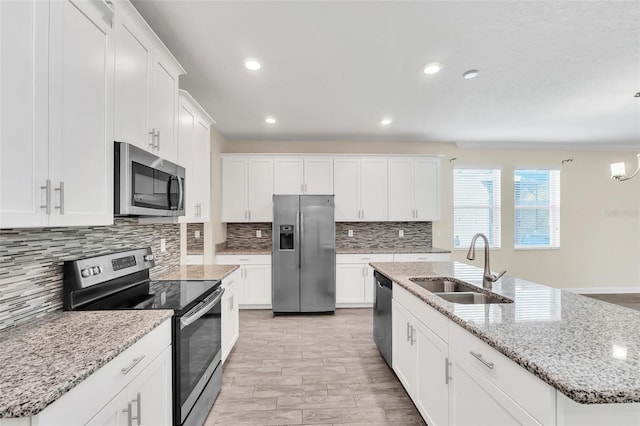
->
[373,271,392,367]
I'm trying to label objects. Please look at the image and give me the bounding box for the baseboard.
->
[564,287,640,294]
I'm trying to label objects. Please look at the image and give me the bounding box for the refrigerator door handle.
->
[299,211,304,270]
[297,210,301,269]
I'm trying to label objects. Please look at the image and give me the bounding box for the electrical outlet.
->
[348,230,353,237]
[160,238,166,252]
[399,230,404,237]
[256,230,262,238]
[195,231,200,239]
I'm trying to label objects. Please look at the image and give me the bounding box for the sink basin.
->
[409,277,475,293]
[435,292,513,305]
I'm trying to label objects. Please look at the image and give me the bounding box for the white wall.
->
[222,140,640,290]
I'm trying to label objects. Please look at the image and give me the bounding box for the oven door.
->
[175,286,224,426]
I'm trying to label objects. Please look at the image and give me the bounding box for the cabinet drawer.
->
[449,323,555,425]
[393,284,448,343]
[214,254,271,265]
[393,253,450,262]
[337,253,394,264]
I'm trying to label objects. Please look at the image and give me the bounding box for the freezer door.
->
[272,195,300,312]
[300,195,336,312]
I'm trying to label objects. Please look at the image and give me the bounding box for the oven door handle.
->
[180,287,225,329]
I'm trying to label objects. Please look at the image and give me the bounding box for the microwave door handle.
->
[178,177,184,210]
[166,177,176,210]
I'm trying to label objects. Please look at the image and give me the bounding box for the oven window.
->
[131,161,180,210]
[179,300,221,408]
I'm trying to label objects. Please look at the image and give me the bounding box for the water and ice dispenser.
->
[279,225,294,250]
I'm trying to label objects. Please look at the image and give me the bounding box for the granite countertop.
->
[155,264,240,281]
[0,310,173,418]
[370,261,640,405]
[216,247,451,255]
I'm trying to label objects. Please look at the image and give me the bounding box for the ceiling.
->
[131,0,640,149]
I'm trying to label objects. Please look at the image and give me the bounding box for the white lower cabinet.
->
[392,284,555,426]
[5,320,173,426]
[221,269,241,363]
[214,255,272,308]
[336,254,393,306]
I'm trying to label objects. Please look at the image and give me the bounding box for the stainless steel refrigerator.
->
[272,195,336,313]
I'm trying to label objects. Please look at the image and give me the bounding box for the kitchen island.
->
[371,261,640,425]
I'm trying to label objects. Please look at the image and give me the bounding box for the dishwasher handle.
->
[373,271,392,290]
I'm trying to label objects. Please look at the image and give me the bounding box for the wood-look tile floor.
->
[583,293,640,311]
[205,308,425,425]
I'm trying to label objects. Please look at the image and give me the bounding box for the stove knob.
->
[81,268,92,278]
[144,254,155,262]
[92,266,101,275]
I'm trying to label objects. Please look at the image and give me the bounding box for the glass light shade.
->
[610,162,626,179]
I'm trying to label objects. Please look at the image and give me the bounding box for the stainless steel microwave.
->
[114,142,185,217]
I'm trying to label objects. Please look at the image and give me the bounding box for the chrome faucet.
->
[466,233,506,288]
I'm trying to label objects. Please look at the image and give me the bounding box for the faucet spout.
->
[466,233,506,288]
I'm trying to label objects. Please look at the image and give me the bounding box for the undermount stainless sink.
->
[435,292,513,305]
[409,277,513,305]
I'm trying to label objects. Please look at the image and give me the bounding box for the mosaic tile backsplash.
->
[0,218,180,331]
[225,221,432,251]
[187,223,204,254]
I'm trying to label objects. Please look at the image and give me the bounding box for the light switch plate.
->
[348,230,353,237]
[195,230,200,239]
[160,238,166,252]
[399,230,404,237]
[256,230,262,238]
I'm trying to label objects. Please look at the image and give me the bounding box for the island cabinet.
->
[0,0,114,229]
[333,157,388,221]
[221,156,274,222]
[221,268,241,363]
[214,255,272,308]
[113,0,185,163]
[388,157,441,221]
[178,90,214,223]
[0,320,172,426]
[392,284,556,426]
[273,156,334,195]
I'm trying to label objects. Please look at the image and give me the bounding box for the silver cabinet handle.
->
[248,210,251,220]
[406,322,411,342]
[54,181,64,214]
[470,351,494,369]
[244,210,248,220]
[123,402,133,426]
[301,183,304,193]
[121,355,146,375]
[156,130,160,150]
[148,128,156,149]
[304,183,308,193]
[410,325,416,345]
[40,179,51,214]
[132,392,141,425]
[445,357,452,384]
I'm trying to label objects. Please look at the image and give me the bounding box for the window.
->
[453,168,501,249]
[514,169,560,249]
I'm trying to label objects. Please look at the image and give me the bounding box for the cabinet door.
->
[48,0,114,227]
[0,0,49,228]
[85,390,128,426]
[360,158,388,221]
[126,347,172,426]
[336,264,365,304]
[273,157,303,194]
[387,158,414,221]
[243,264,272,305]
[247,158,274,222]
[414,320,449,426]
[151,58,178,162]
[333,158,360,221]
[113,10,152,151]
[392,299,416,396]
[177,103,197,220]
[363,266,375,304]
[221,158,248,222]
[194,118,211,222]
[222,274,240,363]
[304,157,333,194]
[449,351,539,426]
[414,158,440,221]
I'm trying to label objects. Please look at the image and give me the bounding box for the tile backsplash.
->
[0,218,180,331]
[226,223,272,250]
[336,222,432,249]
[187,223,204,254]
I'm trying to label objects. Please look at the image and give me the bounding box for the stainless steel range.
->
[63,247,223,426]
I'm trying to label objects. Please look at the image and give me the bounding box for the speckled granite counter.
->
[155,264,240,281]
[216,248,271,255]
[337,246,450,254]
[370,261,640,404]
[0,310,172,418]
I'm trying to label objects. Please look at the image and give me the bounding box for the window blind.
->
[453,168,502,249]
[514,169,560,249]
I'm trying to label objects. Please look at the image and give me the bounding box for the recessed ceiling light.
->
[265,116,276,124]
[380,118,392,126]
[423,62,443,75]
[244,59,261,71]
[463,69,479,79]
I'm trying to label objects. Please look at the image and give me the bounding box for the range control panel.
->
[67,248,156,289]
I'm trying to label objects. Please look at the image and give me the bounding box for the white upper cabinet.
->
[222,156,274,222]
[388,157,441,221]
[334,157,387,221]
[273,157,333,195]
[113,0,184,162]
[178,91,214,223]
[1,0,114,228]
